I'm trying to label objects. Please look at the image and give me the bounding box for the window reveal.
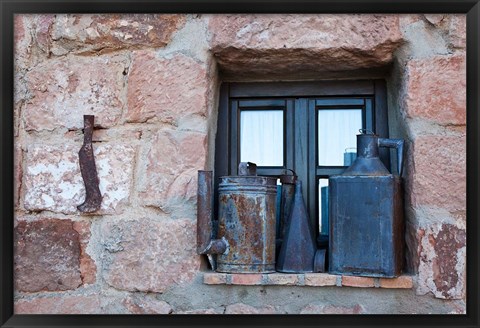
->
[214,80,390,251]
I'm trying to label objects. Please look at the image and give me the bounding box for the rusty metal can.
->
[216,162,277,273]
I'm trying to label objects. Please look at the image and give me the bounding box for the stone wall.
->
[13,14,466,314]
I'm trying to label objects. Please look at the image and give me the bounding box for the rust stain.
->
[432,224,466,298]
[217,175,277,273]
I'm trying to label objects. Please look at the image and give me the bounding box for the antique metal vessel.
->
[276,180,317,273]
[329,130,405,277]
[197,162,277,273]
[217,162,277,273]
[276,170,297,260]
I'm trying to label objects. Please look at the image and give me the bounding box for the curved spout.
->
[197,171,228,256]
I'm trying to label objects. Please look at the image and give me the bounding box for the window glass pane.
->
[318,109,362,166]
[318,179,329,234]
[240,110,283,166]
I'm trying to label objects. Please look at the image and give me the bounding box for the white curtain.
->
[240,110,284,166]
[318,109,362,166]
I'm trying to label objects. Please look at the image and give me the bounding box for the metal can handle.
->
[378,138,404,176]
[238,162,257,176]
[280,169,297,184]
[359,128,376,135]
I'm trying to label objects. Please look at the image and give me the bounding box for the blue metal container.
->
[329,131,405,277]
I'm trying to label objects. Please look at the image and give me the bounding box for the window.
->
[214,81,389,247]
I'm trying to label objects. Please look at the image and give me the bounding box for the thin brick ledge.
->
[203,272,413,289]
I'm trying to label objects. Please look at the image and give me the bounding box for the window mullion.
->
[293,98,309,208]
[286,100,295,172]
[230,100,239,175]
[308,99,318,235]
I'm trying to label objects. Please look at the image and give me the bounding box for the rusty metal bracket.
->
[77,115,102,213]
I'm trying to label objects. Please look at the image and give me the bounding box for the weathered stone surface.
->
[405,224,424,273]
[230,274,263,286]
[379,276,413,289]
[304,273,337,286]
[300,303,364,314]
[224,303,277,314]
[14,219,82,292]
[176,308,220,314]
[101,218,200,293]
[138,128,207,211]
[447,15,466,49]
[208,14,403,78]
[398,14,423,28]
[23,53,128,131]
[417,223,466,299]
[203,272,227,285]
[14,15,33,136]
[15,295,101,314]
[126,51,209,125]
[24,143,135,214]
[50,14,186,55]
[73,221,96,284]
[424,14,446,26]
[122,294,172,314]
[14,15,33,71]
[34,15,55,55]
[14,145,23,209]
[403,55,466,126]
[264,273,299,285]
[409,134,466,212]
[341,276,375,288]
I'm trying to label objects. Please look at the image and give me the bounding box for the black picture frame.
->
[1,1,478,327]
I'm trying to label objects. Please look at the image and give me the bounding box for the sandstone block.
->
[14,219,82,292]
[208,14,403,78]
[101,218,200,293]
[138,128,207,210]
[34,15,55,55]
[448,15,466,49]
[300,303,364,314]
[403,55,466,126]
[73,221,97,284]
[264,273,299,285]
[203,272,227,285]
[14,15,33,71]
[23,54,128,131]
[50,14,186,55]
[15,295,101,314]
[230,274,262,285]
[341,276,375,288]
[304,273,337,286]
[225,303,276,314]
[14,145,23,209]
[379,276,413,289]
[122,294,172,314]
[24,143,135,214]
[126,51,209,125]
[417,223,466,299]
[409,134,466,212]
[424,14,446,26]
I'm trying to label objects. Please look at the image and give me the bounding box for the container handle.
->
[359,129,375,135]
[280,169,297,184]
[238,162,257,176]
[378,138,404,176]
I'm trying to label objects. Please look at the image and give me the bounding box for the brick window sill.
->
[203,272,413,289]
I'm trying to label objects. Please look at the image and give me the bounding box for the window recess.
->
[214,80,389,251]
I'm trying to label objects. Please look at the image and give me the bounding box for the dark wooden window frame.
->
[214,80,389,242]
